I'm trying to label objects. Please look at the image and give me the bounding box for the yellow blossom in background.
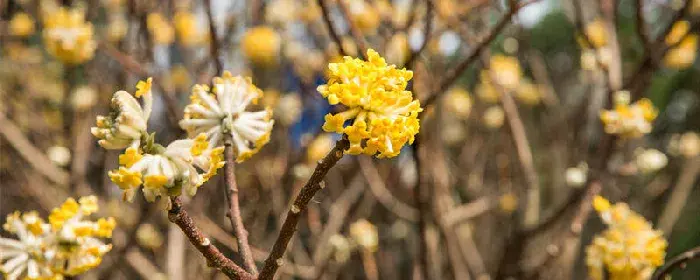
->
[476,72,500,103]
[318,49,422,158]
[669,132,700,158]
[444,87,472,120]
[265,0,299,24]
[47,145,71,167]
[9,12,35,37]
[106,14,128,43]
[43,8,96,64]
[349,219,378,252]
[489,55,521,90]
[600,91,658,138]
[663,34,698,69]
[345,0,380,34]
[499,192,518,213]
[483,106,505,129]
[385,33,410,65]
[147,13,175,45]
[306,134,334,163]
[136,223,164,249]
[635,148,668,174]
[165,64,192,92]
[515,80,541,106]
[174,11,207,46]
[275,93,302,126]
[179,71,274,162]
[584,19,608,48]
[241,26,281,66]
[1,196,115,279]
[586,196,667,280]
[665,20,690,46]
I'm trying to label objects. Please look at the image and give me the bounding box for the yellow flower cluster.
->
[345,0,381,34]
[147,13,175,45]
[586,196,667,280]
[600,91,658,138]
[42,8,96,64]
[318,49,422,158]
[241,26,281,66]
[1,196,115,280]
[663,21,698,69]
[349,219,378,252]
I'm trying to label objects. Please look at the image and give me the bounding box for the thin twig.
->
[336,0,368,59]
[204,0,223,76]
[258,138,350,280]
[635,0,652,55]
[402,0,433,70]
[421,0,526,110]
[651,246,700,279]
[223,134,258,275]
[656,156,700,235]
[316,0,348,56]
[358,157,419,221]
[167,197,254,280]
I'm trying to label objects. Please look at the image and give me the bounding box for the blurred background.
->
[1,0,699,279]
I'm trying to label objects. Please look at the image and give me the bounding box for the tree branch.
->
[223,134,258,275]
[258,137,350,280]
[167,197,254,280]
[651,246,700,279]
[316,0,349,56]
[204,0,223,76]
[402,0,433,70]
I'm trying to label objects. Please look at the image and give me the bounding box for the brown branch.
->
[204,0,223,76]
[258,137,350,280]
[316,0,348,57]
[651,246,700,279]
[656,156,700,234]
[336,0,369,59]
[402,0,433,70]
[358,156,419,221]
[223,134,258,274]
[635,0,652,55]
[167,197,254,280]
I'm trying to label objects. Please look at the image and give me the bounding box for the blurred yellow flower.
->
[318,49,422,158]
[241,26,281,66]
[584,19,608,48]
[147,13,175,45]
[306,134,334,163]
[489,55,521,90]
[586,196,667,280]
[669,132,700,158]
[43,8,96,64]
[106,15,128,43]
[665,20,690,46]
[444,87,472,120]
[515,80,541,106]
[346,0,380,34]
[476,72,500,103]
[483,106,505,129]
[663,34,698,69]
[499,192,518,213]
[9,12,35,37]
[385,33,410,65]
[600,91,658,138]
[174,11,207,46]
[349,219,378,252]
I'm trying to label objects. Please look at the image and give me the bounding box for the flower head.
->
[586,196,667,280]
[92,78,153,149]
[107,137,225,205]
[147,13,175,45]
[179,71,275,163]
[663,34,698,69]
[600,91,658,138]
[174,11,206,46]
[318,49,422,158]
[584,19,609,48]
[42,8,96,64]
[349,219,378,252]
[635,148,668,174]
[489,55,521,90]
[1,196,114,280]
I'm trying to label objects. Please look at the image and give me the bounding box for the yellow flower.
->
[483,106,505,129]
[144,175,169,190]
[586,196,667,280]
[349,219,378,252]
[119,147,143,168]
[489,55,521,90]
[9,12,35,37]
[147,13,175,45]
[584,19,608,48]
[665,20,690,46]
[515,80,541,105]
[306,134,334,163]
[109,167,144,190]
[135,77,152,98]
[174,11,206,46]
[107,14,128,43]
[600,91,658,138]
[385,33,410,65]
[190,133,209,156]
[241,26,281,66]
[444,87,472,120]
[476,72,500,103]
[499,193,518,213]
[43,8,96,64]
[663,34,698,69]
[318,49,422,158]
